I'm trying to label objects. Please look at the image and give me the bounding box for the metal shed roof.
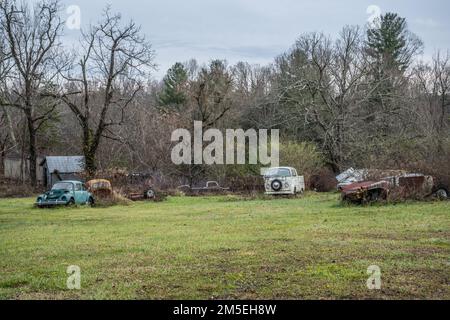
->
[41,156,85,173]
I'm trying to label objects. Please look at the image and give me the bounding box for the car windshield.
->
[265,168,291,177]
[52,182,73,191]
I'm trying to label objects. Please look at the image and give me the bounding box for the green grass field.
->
[0,193,449,300]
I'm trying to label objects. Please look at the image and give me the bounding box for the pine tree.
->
[365,12,423,135]
[158,62,188,112]
[366,12,423,73]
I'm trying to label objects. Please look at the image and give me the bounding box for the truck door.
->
[292,169,298,189]
[291,169,299,191]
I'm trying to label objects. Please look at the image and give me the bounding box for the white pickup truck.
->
[263,167,305,195]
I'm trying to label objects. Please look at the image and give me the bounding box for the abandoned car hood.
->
[341,181,389,193]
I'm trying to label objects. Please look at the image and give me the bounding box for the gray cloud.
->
[59,0,450,79]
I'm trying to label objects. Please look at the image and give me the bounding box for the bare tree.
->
[0,0,64,185]
[56,8,156,175]
[190,60,233,129]
[0,112,9,175]
[232,62,278,130]
[276,28,372,172]
[431,52,450,136]
[0,29,11,174]
[171,60,234,186]
[413,51,450,149]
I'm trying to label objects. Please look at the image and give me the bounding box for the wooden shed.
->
[40,156,85,187]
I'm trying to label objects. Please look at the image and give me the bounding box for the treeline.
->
[0,0,449,187]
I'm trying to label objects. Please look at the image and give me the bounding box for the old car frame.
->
[341,173,447,204]
[178,181,230,195]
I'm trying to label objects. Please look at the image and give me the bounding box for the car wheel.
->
[434,188,449,200]
[369,190,380,202]
[88,197,95,207]
[145,189,156,199]
[342,195,353,205]
[66,198,75,207]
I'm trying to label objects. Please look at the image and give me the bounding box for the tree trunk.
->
[1,106,17,152]
[329,162,340,175]
[436,95,447,153]
[84,148,97,177]
[26,113,37,187]
[0,149,5,177]
[83,127,97,177]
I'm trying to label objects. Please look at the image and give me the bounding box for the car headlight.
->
[284,182,290,188]
[61,196,67,201]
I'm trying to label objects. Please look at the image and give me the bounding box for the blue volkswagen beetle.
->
[36,180,95,208]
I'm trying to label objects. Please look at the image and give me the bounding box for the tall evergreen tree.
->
[365,12,423,136]
[366,12,423,74]
[158,62,188,112]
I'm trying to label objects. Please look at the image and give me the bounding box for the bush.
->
[280,141,327,188]
[308,168,338,192]
[0,178,41,198]
[94,190,132,207]
[227,176,265,193]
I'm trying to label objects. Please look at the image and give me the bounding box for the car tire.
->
[88,197,95,207]
[369,190,380,202]
[434,188,449,200]
[66,198,75,207]
[145,189,156,200]
[342,195,354,205]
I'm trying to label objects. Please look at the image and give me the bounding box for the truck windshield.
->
[265,168,291,177]
[52,182,73,191]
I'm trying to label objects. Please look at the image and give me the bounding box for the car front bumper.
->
[35,200,70,207]
[265,189,295,195]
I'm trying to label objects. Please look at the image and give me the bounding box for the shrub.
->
[0,178,41,198]
[227,176,265,193]
[94,190,132,207]
[280,141,327,187]
[308,168,338,192]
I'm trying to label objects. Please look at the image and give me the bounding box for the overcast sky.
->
[59,0,450,79]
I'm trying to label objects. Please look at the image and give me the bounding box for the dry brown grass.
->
[94,190,132,207]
